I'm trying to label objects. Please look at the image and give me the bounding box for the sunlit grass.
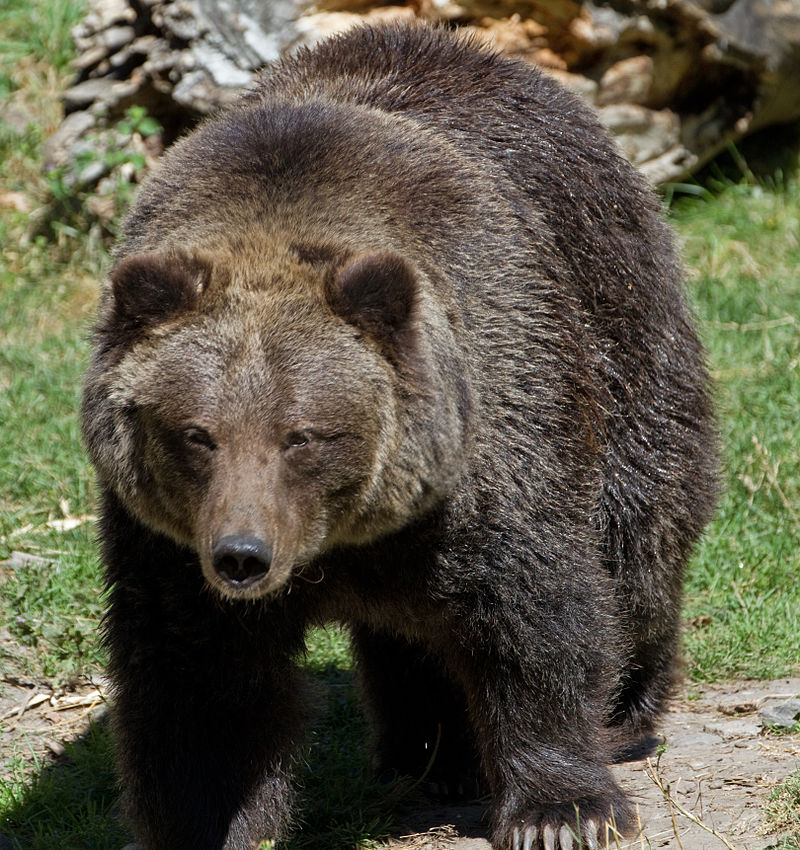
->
[672,173,800,681]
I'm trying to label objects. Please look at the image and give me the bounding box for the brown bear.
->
[81,21,718,850]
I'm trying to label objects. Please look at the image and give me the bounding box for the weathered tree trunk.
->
[47,0,800,189]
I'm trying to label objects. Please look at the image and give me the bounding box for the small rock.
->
[98,24,137,54]
[705,716,761,739]
[530,48,568,70]
[86,193,119,226]
[666,731,722,749]
[295,8,417,53]
[45,739,66,757]
[1,104,37,135]
[293,11,365,49]
[759,698,800,729]
[62,77,121,111]
[0,551,53,570]
[172,69,241,113]
[543,69,599,104]
[638,144,697,186]
[598,104,680,169]
[74,0,136,36]
[569,13,617,52]
[717,700,758,716]
[108,34,158,69]
[0,192,32,213]
[43,109,96,169]
[598,55,654,106]
[72,44,114,71]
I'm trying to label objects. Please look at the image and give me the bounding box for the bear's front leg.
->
[101,499,309,850]
[447,560,633,850]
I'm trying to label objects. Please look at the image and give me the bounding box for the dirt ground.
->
[0,630,109,766]
[1,636,798,850]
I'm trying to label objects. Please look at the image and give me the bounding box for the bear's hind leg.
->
[602,471,707,755]
[602,376,718,756]
[610,632,677,762]
[352,626,481,800]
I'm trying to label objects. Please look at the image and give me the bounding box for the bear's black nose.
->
[212,535,272,586]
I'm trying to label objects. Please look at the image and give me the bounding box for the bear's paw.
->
[498,796,632,850]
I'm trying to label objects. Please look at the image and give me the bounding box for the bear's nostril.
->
[212,535,272,586]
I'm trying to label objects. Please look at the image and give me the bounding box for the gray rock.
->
[760,698,800,729]
[0,551,54,570]
[43,110,96,169]
[97,24,137,54]
[599,104,681,169]
[62,77,121,111]
[705,716,762,739]
[0,103,37,135]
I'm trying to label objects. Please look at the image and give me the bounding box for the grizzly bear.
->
[81,21,718,850]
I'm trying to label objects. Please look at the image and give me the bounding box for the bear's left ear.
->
[326,251,417,358]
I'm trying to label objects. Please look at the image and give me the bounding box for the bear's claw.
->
[509,818,602,850]
[422,774,483,801]
[511,825,535,850]
[585,819,599,849]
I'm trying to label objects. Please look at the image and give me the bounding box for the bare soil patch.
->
[0,629,108,772]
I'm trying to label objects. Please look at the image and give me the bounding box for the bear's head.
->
[82,244,471,599]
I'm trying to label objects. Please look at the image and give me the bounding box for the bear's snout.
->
[211,534,273,588]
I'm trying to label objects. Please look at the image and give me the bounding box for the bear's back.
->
[257,24,685,352]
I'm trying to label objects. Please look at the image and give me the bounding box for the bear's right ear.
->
[108,252,210,338]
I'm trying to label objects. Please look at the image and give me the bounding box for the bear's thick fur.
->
[81,22,718,850]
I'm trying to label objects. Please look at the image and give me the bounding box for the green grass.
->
[765,769,800,848]
[0,230,103,682]
[0,722,127,850]
[0,0,84,71]
[1,0,799,846]
[674,170,800,681]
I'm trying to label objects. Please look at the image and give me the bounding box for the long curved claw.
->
[543,823,557,850]
[522,826,536,850]
[584,818,599,850]
[559,824,574,850]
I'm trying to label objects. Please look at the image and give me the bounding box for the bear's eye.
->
[183,426,216,451]
[284,431,310,450]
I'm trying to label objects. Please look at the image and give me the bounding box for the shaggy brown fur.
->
[81,22,718,850]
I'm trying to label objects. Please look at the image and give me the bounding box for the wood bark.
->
[48,0,800,186]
